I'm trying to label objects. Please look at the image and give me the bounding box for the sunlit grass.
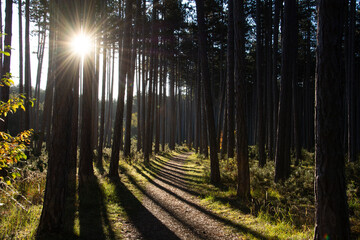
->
[183,151,314,239]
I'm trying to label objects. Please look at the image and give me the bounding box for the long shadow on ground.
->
[125,163,274,240]
[154,157,257,216]
[111,177,181,240]
[79,178,116,240]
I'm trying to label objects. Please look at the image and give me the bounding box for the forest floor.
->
[0,149,327,239]
[118,152,242,240]
[106,150,313,240]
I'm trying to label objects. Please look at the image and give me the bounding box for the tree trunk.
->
[97,41,107,169]
[92,35,100,150]
[347,0,356,162]
[79,0,95,187]
[124,10,138,157]
[265,0,273,160]
[314,0,350,238]
[24,0,31,131]
[69,59,79,189]
[161,50,167,151]
[234,0,250,200]
[109,0,132,178]
[0,0,13,131]
[227,0,235,158]
[256,0,266,167]
[18,0,24,131]
[291,7,301,165]
[272,0,281,158]
[144,0,158,163]
[34,20,46,143]
[169,59,176,150]
[40,1,56,153]
[36,0,78,234]
[195,0,221,184]
[137,28,142,151]
[274,0,295,182]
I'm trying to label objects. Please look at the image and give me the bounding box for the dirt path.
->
[121,152,242,240]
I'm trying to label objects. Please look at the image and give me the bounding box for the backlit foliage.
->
[0,50,33,185]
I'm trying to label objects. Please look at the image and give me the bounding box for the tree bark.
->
[272,0,281,158]
[79,0,95,187]
[109,0,132,178]
[124,7,138,157]
[227,0,235,158]
[97,39,107,169]
[256,0,266,167]
[347,0,356,162]
[195,0,220,184]
[18,0,24,131]
[274,0,295,182]
[36,0,78,234]
[314,0,350,238]
[234,0,250,200]
[24,0,31,131]
[0,0,13,131]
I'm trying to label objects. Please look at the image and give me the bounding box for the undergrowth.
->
[186,147,316,239]
[187,146,360,239]
[0,145,171,239]
[0,152,47,239]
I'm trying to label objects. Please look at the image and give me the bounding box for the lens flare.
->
[71,33,92,57]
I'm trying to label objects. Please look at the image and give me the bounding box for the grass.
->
[184,146,360,239]
[1,145,359,239]
[184,148,315,239]
[0,147,171,240]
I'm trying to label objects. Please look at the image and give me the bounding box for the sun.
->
[71,33,92,57]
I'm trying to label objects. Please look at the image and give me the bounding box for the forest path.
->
[121,152,242,240]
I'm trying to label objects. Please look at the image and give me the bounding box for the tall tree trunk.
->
[314,0,350,238]
[169,58,176,150]
[144,0,158,163]
[265,0,273,160]
[140,0,146,152]
[195,0,220,184]
[347,0,356,162]
[69,59,79,189]
[97,41,107,169]
[92,35,100,150]
[227,0,235,158]
[109,0,133,178]
[34,19,46,142]
[40,1,56,153]
[36,0,78,234]
[34,17,49,155]
[18,0,24,131]
[256,0,266,167]
[0,0,13,131]
[234,0,250,200]
[272,0,281,159]
[79,0,95,187]
[274,0,295,182]
[291,5,301,165]
[24,0,31,131]
[161,51,167,151]
[124,9,138,157]
[137,33,142,151]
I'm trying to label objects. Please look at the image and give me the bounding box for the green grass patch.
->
[184,150,314,239]
[0,147,172,240]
